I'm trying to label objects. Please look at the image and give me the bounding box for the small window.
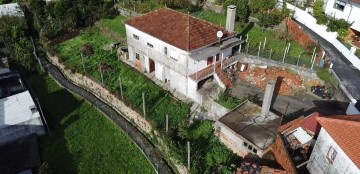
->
[326,146,337,164]
[170,56,178,61]
[133,34,139,40]
[333,0,346,11]
[253,149,257,154]
[147,43,153,48]
[247,145,253,150]
[243,142,248,147]
[164,47,168,55]
[135,53,140,60]
[29,105,38,114]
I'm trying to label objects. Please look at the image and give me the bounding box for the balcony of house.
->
[189,52,240,82]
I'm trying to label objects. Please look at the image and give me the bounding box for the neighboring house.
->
[273,112,322,174]
[124,6,242,103]
[0,66,46,145]
[214,81,281,157]
[323,0,360,32]
[307,115,360,174]
[0,3,24,17]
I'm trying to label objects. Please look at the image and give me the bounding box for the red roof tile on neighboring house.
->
[125,8,231,51]
[352,0,360,3]
[317,115,360,168]
[301,112,322,135]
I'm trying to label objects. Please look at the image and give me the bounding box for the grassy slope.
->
[99,15,128,37]
[25,72,155,174]
[55,26,189,130]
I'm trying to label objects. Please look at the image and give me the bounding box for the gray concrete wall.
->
[239,53,322,83]
[116,6,140,18]
[210,100,229,119]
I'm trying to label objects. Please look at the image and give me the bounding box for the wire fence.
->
[239,38,321,70]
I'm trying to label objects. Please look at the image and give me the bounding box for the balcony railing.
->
[189,53,240,81]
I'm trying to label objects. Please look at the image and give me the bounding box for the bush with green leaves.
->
[327,18,351,32]
[313,0,327,25]
[0,16,34,69]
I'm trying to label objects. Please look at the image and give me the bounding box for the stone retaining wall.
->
[47,54,152,133]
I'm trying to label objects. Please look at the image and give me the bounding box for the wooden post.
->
[166,114,169,133]
[187,141,190,170]
[118,76,123,100]
[246,42,249,53]
[257,42,261,56]
[142,92,146,119]
[99,63,104,85]
[269,49,273,60]
[239,36,242,53]
[263,37,267,50]
[311,54,317,70]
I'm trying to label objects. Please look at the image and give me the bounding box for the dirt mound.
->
[239,67,306,96]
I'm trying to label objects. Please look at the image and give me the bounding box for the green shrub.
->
[356,49,360,59]
[328,18,351,32]
[313,0,327,25]
[223,0,249,23]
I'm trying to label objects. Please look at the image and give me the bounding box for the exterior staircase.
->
[215,64,234,89]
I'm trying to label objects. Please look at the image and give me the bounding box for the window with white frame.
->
[333,0,346,11]
[133,34,139,40]
[326,146,337,164]
[147,42,153,48]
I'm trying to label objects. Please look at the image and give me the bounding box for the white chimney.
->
[226,5,236,32]
[261,80,276,117]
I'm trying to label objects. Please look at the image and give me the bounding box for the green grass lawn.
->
[316,68,339,86]
[99,15,127,37]
[55,27,190,130]
[24,71,155,174]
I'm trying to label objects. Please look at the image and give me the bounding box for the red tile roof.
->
[317,115,360,168]
[125,8,232,51]
[352,0,360,3]
[301,112,322,135]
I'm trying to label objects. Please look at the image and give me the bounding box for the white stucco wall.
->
[125,25,189,76]
[307,128,360,174]
[324,0,360,32]
[214,122,263,157]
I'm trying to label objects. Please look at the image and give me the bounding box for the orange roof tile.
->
[125,8,232,51]
[317,115,360,167]
[352,0,360,3]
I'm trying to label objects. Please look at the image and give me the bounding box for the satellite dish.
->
[217,31,223,38]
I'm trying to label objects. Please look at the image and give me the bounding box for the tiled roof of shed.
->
[125,8,232,51]
[301,112,322,135]
[317,115,360,168]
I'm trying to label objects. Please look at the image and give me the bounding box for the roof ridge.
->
[317,116,360,127]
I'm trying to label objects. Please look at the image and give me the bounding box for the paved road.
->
[294,20,360,101]
[33,41,173,174]
[230,80,346,122]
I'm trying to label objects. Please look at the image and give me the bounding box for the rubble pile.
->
[239,67,310,96]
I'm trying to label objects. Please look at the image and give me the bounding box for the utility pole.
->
[142,92,146,119]
[99,63,104,85]
[166,114,169,133]
[118,76,123,100]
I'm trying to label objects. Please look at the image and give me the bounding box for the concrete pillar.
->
[226,5,236,32]
[261,80,276,117]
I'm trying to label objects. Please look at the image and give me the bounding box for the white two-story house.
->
[307,115,360,174]
[124,6,242,104]
[323,0,360,32]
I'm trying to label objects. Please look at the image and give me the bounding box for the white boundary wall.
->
[284,2,360,70]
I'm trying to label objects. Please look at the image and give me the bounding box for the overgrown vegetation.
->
[249,0,287,28]
[313,0,327,25]
[23,0,116,44]
[0,16,34,69]
[316,68,338,86]
[216,92,243,109]
[356,49,360,58]
[24,71,155,173]
[222,0,249,23]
